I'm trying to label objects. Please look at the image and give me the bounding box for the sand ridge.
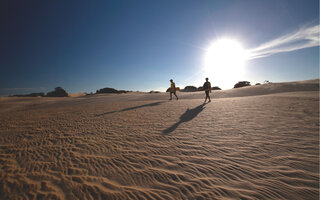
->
[0,80,319,199]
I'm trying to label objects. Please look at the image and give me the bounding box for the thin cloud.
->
[248,24,319,60]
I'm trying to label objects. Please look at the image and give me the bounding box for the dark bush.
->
[10,92,45,97]
[46,87,68,97]
[212,86,221,90]
[182,86,197,92]
[234,81,251,88]
[96,87,128,94]
[255,83,261,85]
[96,87,118,94]
[198,86,204,91]
[149,90,160,94]
[264,80,271,84]
[118,90,129,93]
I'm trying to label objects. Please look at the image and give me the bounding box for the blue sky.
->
[0,0,319,96]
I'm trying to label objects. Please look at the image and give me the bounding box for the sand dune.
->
[68,93,87,98]
[0,80,319,199]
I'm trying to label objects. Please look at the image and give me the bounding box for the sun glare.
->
[204,39,249,88]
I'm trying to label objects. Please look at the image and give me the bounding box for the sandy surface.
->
[68,93,87,98]
[0,80,319,199]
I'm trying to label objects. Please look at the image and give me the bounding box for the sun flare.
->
[204,39,249,88]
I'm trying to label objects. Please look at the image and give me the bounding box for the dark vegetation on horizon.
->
[233,81,251,88]
[96,87,129,94]
[9,92,46,97]
[46,87,68,97]
[9,86,130,97]
[166,85,222,92]
[165,80,274,92]
[9,87,68,97]
[9,80,275,97]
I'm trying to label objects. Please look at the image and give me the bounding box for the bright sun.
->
[204,39,249,88]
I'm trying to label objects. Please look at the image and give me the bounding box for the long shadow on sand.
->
[96,101,165,116]
[163,103,206,134]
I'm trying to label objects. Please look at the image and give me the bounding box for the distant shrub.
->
[96,87,118,94]
[10,92,45,97]
[234,81,251,88]
[96,87,128,94]
[264,80,271,84]
[149,90,160,94]
[212,86,221,90]
[255,83,261,85]
[118,90,129,93]
[198,86,204,91]
[46,87,68,97]
[182,86,197,92]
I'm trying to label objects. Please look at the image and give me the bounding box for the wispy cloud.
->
[248,24,319,60]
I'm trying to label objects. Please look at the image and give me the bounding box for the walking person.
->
[169,79,178,100]
[203,77,211,103]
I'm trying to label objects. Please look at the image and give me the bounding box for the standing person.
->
[203,77,211,103]
[169,79,178,100]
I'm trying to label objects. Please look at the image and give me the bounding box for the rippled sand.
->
[0,80,319,199]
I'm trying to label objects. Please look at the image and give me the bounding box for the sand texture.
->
[0,80,319,199]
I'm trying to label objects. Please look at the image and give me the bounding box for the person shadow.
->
[163,103,206,134]
[96,101,165,116]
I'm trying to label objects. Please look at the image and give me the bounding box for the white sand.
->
[0,79,319,199]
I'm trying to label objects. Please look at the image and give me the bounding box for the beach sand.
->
[0,80,319,199]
